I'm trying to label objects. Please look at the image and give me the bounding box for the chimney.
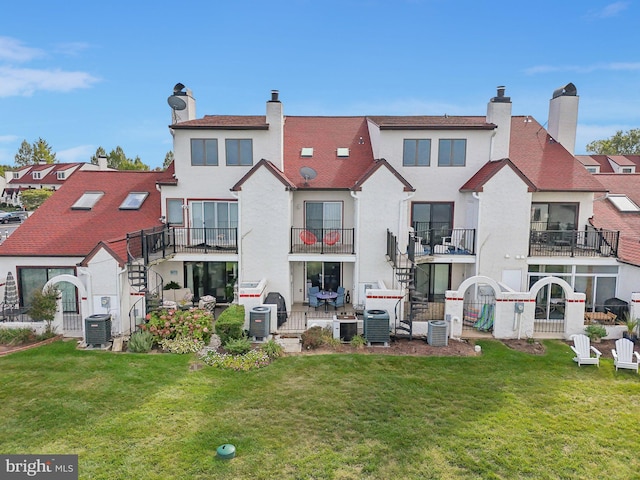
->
[548,83,578,154]
[486,85,512,160]
[167,83,196,124]
[266,90,284,170]
[97,155,108,170]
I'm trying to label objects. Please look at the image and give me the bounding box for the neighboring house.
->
[0,83,635,341]
[1,157,112,207]
[0,169,172,335]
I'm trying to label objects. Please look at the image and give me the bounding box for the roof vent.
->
[337,148,350,157]
[491,85,511,103]
[301,147,313,157]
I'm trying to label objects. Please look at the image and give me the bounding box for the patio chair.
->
[328,286,345,310]
[612,338,640,373]
[570,333,602,367]
[308,286,321,310]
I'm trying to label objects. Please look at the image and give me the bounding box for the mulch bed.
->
[0,335,63,356]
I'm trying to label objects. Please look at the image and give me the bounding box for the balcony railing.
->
[127,226,238,264]
[413,225,476,255]
[529,225,618,257]
[290,227,355,254]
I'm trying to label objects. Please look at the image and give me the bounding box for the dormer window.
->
[57,171,65,180]
[12,172,19,179]
[337,148,349,157]
[586,167,599,174]
[72,191,104,210]
[301,147,314,157]
[622,167,633,174]
[120,192,149,210]
[32,172,41,179]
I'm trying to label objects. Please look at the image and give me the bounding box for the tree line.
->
[6,138,175,173]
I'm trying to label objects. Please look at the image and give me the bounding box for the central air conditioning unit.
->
[364,309,390,346]
[427,320,448,347]
[249,306,271,341]
[332,315,362,342]
[84,314,112,347]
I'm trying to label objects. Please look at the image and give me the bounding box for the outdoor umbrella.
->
[4,271,18,310]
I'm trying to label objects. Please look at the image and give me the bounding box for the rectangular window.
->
[167,199,184,225]
[438,139,466,166]
[18,267,76,310]
[33,172,41,179]
[190,201,238,246]
[225,139,253,166]
[57,172,65,180]
[403,139,431,166]
[191,139,218,166]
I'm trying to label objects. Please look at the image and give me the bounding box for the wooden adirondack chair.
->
[612,338,640,373]
[570,333,602,367]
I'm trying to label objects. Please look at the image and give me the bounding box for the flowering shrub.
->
[199,348,271,371]
[158,335,205,354]
[140,308,213,344]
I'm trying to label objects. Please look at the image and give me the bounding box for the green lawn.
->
[1,339,639,479]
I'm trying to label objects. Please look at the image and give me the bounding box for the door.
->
[306,262,341,297]
[305,202,342,240]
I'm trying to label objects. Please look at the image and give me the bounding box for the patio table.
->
[316,291,338,312]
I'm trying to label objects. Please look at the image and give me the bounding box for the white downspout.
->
[350,190,360,305]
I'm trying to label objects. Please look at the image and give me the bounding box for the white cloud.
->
[524,62,640,75]
[0,36,43,62]
[585,1,630,19]
[0,66,100,97]
[56,145,95,163]
[0,135,19,143]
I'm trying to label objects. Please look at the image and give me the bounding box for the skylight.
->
[72,191,104,210]
[337,147,350,157]
[301,147,313,157]
[120,192,149,210]
[608,194,640,212]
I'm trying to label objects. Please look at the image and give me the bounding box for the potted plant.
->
[584,324,607,343]
[623,315,639,343]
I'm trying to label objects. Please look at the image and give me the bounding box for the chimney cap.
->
[491,85,511,103]
[552,83,577,99]
[269,90,280,102]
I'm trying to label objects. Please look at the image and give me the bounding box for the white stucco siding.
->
[476,167,532,286]
[377,129,492,191]
[86,248,130,333]
[366,119,381,159]
[238,167,292,306]
[357,166,409,297]
[167,128,276,203]
[617,263,640,303]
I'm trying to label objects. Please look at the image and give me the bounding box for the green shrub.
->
[260,339,284,359]
[141,308,213,344]
[127,330,154,353]
[199,349,271,371]
[163,281,181,290]
[0,328,36,346]
[584,324,607,341]
[350,334,367,349]
[158,335,204,354]
[224,336,252,355]
[215,304,245,344]
[301,326,326,350]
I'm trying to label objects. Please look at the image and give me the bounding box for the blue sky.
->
[1,0,639,170]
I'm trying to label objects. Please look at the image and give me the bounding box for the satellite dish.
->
[167,95,187,111]
[300,166,317,185]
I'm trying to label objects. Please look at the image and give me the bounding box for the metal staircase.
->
[386,230,429,340]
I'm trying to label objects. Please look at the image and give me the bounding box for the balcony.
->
[412,224,476,256]
[290,227,355,254]
[127,226,238,264]
[528,224,618,257]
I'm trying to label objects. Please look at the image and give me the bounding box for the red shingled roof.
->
[0,171,169,258]
[508,117,606,192]
[460,158,536,192]
[171,115,268,129]
[283,116,375,189]
[590,173,640,266]
[368,116,495,130]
